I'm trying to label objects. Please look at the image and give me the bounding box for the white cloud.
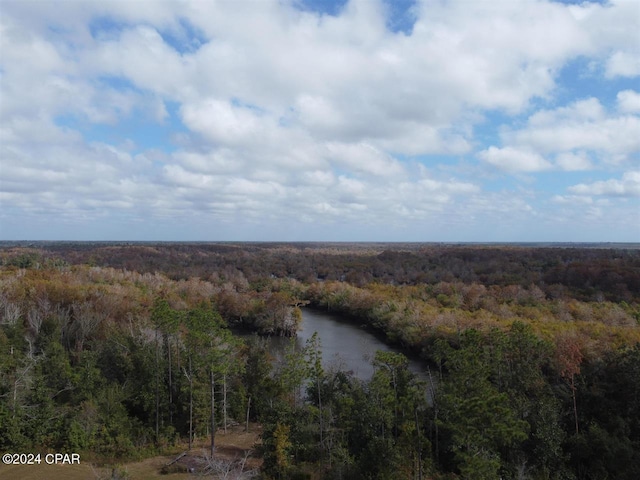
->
[325,142,404,177]
[495,96,640,166]
[555,152,593,171]
[552,195,593,205]
[61,0,631,152]
[86,25,188,98]
[568,171,640,197]
[478,147,552,173]
[617,90,640,114]
[606,51,640,78]
[2,0,640,240]
[181,99,268,146]
[528,98,606,125]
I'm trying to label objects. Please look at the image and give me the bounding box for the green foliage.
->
[0,403,27,449]
[243,336,278,420]
[437,330,529,479]
[65,418,91,451]
[5,253,40,268]
[276,339,307,408]
[565,345,640,480]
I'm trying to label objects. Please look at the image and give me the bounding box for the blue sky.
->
[1,0,639,242]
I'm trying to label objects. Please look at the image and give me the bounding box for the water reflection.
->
[254,308,427,381]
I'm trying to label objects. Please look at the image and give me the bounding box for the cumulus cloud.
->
[617,90,640,114]
[606,51,640,78]
[555,152,593,171]
[551,195,594,205]
[484,96,640,172]
[509,97,640,156]
[181,99,270,146]
[478,147,552,173]
[1,0,639,240]
[325,142,404,177]
[568,171,640,197]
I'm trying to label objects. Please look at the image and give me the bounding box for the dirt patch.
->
[161,427,263,477]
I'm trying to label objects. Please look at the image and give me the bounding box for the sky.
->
[0,0,639,242]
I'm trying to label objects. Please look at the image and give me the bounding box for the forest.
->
[0,242,639,479]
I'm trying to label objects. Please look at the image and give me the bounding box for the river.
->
[256,308,429,382]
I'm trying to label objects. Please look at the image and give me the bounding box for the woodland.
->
[0,242,639,479]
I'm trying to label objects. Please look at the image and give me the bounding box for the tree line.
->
[3,242,638,302]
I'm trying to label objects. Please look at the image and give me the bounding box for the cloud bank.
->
[1,0,639,241]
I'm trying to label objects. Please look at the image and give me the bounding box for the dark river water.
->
[257,308,429,382]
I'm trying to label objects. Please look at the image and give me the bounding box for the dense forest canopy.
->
[0,242,638,479]
[2,241,639,300]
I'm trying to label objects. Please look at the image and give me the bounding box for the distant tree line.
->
[2,243,638,302]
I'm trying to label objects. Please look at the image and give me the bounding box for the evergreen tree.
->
[437,330,528,479]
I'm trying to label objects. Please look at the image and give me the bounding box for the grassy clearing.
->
[0,463,96,480]
[0,425,262,480]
